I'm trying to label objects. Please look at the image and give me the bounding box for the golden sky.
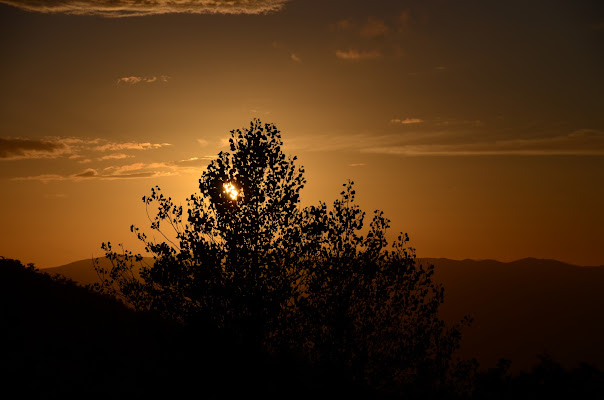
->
[1,0,603,267]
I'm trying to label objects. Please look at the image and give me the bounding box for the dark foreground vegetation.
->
[1,257,363,399]
[2,257,604,399]
[3,120,603,398]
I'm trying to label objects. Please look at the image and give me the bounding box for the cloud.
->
[289,129,604,156]
[0,0,288,17]
[43,193,67,199]
[98,153,132,161]
[75,168,98,178]
[0,138,67,160]
[360,17,389,38]
[51,137,171,154]
[117,75,170,85]
[362,130,604,156]
[285,133,396,153]
[14,166,173,182]
[118,77,143,84]
[390,118,424,125]
[0,136,168,160]
[272,41,301,63]
[103,162,169,174]
[398,10,411,27]
[335,49,382,61]
[94,142,171,151]
[174,156,215,167]
[333,18,355,31]
[76,166,168,179]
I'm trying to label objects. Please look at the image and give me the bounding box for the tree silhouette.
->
[94,119,468,394]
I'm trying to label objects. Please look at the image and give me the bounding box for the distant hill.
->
[423,257,604,372]
[0,257,184,397]
[42,257,154,286]
[0,258,342,398]
[3,256,604,397]
[43,256,604,372]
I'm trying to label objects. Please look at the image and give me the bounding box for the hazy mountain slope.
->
[0,258,186,397]
[42,257,153,286]
[425,258,604,371]
[0,258,339,399]
[44,256,604,372]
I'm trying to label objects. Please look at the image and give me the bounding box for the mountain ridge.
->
[33,256,604,372]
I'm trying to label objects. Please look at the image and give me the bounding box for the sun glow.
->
[223,182,240,200]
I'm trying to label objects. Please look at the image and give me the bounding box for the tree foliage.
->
[94,119,468,394]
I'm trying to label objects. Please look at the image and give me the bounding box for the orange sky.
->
[1,0,603,267]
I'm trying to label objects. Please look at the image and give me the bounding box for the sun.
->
[223,182,240,200]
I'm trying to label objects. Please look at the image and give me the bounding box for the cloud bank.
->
[2,136,172,163]
[0,0,288,17]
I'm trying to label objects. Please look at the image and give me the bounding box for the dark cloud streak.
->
[0,138,66,160]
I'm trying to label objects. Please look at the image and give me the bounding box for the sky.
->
[0,0,603,268]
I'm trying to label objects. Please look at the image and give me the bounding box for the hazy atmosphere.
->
[1,0,603,268]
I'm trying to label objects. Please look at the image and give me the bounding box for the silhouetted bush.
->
[472,356,604,399]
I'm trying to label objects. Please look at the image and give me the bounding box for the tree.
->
[94,119,468,394]
[96,120,306,345]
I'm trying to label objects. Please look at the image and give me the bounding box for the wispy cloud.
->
[117,75,170,85]
[391,118,423,125]
[0,138,67,160]
[331,12,413,60]
[98,153,132,161]
[14,166,174,182]
[57,137,170,153]
[272,41,302,63]
[332,18,355,31]
[363,130,604,156]
[2,136,172,168]
[289,129,604,156]
[94,142,171,151]
[174,156,215,167]
[335,48,382,61]
[75,166,171,179]
[103,162,169,174]
[13,156,215,182]
[360,17,389,38]
[0,0,289,17]
[397,10,411,27]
